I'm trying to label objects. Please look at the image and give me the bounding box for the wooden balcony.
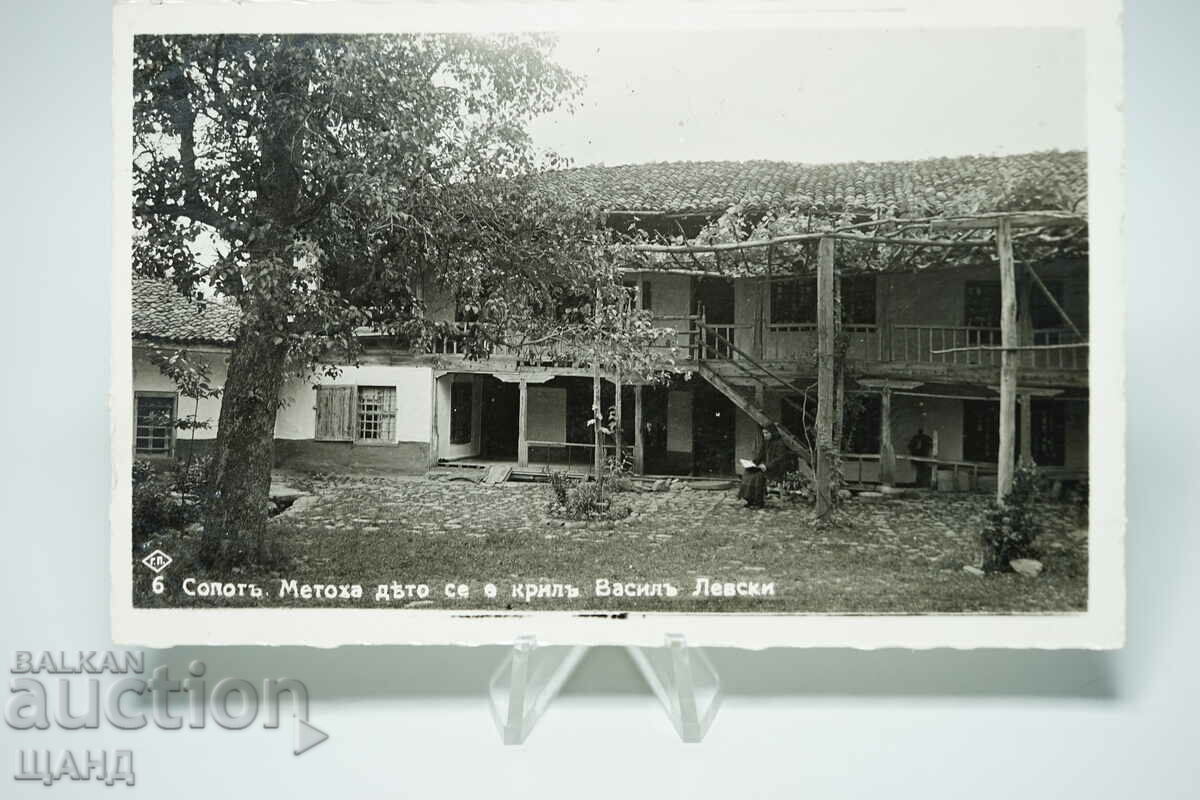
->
[890,325,1088,371]
[420,317,1087,385]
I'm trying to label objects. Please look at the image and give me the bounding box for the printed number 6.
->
[152,576,165,595]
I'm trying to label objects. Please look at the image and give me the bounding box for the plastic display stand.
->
[487,633,721,744]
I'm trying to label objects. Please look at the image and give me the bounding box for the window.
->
[1029,279,1066,329]
[1029,398,1066,467]
[770,279,816,326]
[135,393,176,457]
[641,280,653,312]
[962,399,1001,462]
[356,386,396,442]
[964,281,1002,328]
[964,279,1067,330]
[313,385,396,444]
[450,381,473,444]
[770,275,876,326]
[961,398,1067,466]
[842,275,877,326]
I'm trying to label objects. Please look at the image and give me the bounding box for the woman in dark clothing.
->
[738,424,791,508]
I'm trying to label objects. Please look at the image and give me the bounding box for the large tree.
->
[132,34,586,566]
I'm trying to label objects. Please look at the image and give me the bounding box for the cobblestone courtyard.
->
[138,473,1088,613]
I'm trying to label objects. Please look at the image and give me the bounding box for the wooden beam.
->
[490,372,557,384]
[930,211,1086,231]
[879,387,896,486]
[930,342,1089,355]
[633,384,645,474]
[816,236,836,517]
[856,378,924,391]
[517,380,529,468]
[997,218,1019,501]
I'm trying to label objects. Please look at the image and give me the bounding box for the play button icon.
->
[294,717,329,756]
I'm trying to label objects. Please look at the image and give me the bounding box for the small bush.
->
[779,468,815,504]
[980,464,1043,572]
[547,470,571,507]
[565,480,610,519]
[546,474,630,522]
[132,460,196,547]
[174,454,212,493]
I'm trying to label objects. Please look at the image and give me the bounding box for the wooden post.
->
[879,387,896,486]
[1019,392,1033,467]
[592,361,603,480]
[880,274,893,362]
[633,384,644,474]
[517,379,529,468]
[1019,265,1035,370]
[816,236,836,518]
[614,371,624,470]
[996,218,1018,501]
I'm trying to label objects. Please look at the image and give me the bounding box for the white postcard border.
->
[111,0,1125,649]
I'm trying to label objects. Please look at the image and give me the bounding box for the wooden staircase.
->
[694,321,816,480]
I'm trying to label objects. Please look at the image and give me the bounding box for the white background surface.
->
[1,1,1197,797]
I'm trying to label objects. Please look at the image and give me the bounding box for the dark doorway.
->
[961,398,1065,466]
[694,276,735,323]
[642,385,670,474]
[962,399,1002,463]
[481,377,518,459]
[693,276,736,356]
[693,383,736,476]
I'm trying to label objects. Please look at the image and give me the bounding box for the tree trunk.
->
[200,323,289,568]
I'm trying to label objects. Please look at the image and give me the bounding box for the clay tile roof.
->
[537,150,1086,217]
[131,277,240,345]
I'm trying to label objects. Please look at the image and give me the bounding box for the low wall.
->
[274,439,430,473]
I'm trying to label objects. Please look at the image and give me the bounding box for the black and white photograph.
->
[113,6,1124,647]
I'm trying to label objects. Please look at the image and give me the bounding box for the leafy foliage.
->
[616,173,1088,281]
[133,33,590,376]
[980,464,1044,571]
[132,34,596,562]
[132,460,199,547]
[547,470,571,507]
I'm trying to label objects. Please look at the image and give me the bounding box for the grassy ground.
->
[133,474,1088,613]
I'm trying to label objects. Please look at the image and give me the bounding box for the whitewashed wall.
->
[131,345,229,441]
[276,364,434,443]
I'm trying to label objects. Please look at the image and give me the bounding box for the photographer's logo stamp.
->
[140,550,172,574]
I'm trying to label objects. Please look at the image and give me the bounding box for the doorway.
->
[693,276,736,356]
[480,377,518,460]
[692,383,736,476]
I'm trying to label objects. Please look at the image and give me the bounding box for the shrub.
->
[980,464,1043,571]
[779,468,815,504]
[565,480,610,519]
[173,454,213,498]
[546,473,630,522]
[547,470,571,507]
[132,461,196,547]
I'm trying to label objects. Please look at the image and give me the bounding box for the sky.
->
[526,28,1086,167]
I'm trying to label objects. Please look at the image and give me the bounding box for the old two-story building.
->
[131,151,1088,490]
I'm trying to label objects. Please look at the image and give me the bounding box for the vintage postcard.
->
[112,1,1124,648]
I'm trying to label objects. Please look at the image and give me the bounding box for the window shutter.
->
[314,385,355,441]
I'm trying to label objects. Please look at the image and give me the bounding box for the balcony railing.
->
[891,325,1088,370]
[428,319,1087,372]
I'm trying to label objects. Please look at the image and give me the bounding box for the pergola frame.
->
[630,210,1088,514]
